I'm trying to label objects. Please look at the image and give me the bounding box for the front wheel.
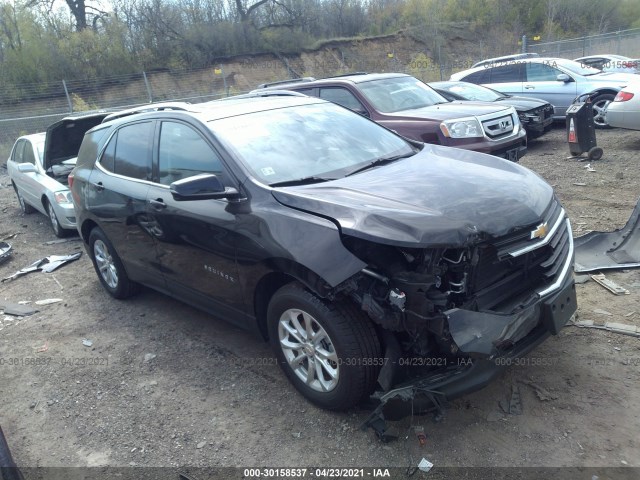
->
[88,227,140,299]
[13,185,35,214]
[267,283,381,410]
[46,201,68,238]
[591,93,615,129]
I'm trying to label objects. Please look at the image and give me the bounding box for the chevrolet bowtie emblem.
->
[531,222,549,240]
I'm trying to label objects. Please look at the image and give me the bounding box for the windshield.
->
[436,82,502,102]
[358,76,448,113]
[555,59,603,76]
[208,102,414,185]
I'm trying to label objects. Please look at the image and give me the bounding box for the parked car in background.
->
[256,73,528,161]
[7,113,108,237]
[70,94,576,416]
[574,54,639,75]
[451,57,640,127]
[472,52,540,68]
[605,85,640,130]
[430,81,554,138]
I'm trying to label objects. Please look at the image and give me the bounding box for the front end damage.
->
[329,200,576,434]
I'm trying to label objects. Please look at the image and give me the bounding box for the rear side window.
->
[158,122,223,186]
[487,64,523,83]
[461,69,491,84]
[99,122,153,180]
[77,127,110,168]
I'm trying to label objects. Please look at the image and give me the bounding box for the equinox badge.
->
[530,222,549,240]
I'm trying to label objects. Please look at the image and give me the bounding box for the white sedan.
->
[605,85,640,130]
[7,113,107,237]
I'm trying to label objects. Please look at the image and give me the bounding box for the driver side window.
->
[158,122,224,186]
[527,63,563,81]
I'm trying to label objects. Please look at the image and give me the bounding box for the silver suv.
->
[451,57,639,127]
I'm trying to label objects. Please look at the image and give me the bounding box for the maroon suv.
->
[257,73,527,161]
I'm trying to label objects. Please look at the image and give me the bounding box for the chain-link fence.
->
[528,28,640,59]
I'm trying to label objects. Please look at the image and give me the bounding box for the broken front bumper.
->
[366,264,576,426]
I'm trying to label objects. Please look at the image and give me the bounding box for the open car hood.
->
[44,112,109,171]
[272,145,554,247]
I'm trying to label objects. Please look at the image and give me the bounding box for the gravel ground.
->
[1,125,639,479]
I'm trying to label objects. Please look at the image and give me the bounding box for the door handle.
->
[524,85,535,90]
[148,198,167,210]
[91,181,105,191]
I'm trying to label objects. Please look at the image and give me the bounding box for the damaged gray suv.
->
[70,94,576,419]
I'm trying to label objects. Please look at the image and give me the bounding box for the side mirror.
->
[17,163,37,173]
[557,74,571,83]
[170,173,240,201]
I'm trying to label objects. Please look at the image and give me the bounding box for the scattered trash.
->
[584,164,596,172]
[36,341,49,353]
[291,432,301,438]
[417,458,434,473]
[591,273,630,295]
[625,311,636,317]
[519,380,558,401]
[34,298,64,306]
[196,441,206,449]
[144,353,157,363]
[414,426,427,446]
[1,233,18,241]
[614,347,621,351]
[571,319,640,337]
[574,196,640,272]
[0,302,38,316]
[0,241,12,264]
[573,182,587,186]
[593,308,613,316]
[82,339,93,347]
[1,252,82,282]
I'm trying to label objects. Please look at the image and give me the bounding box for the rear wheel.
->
[592,93,615,129]
[88,227,140,299]
[267,283,381,410]
[45,200,68,238]
[13,185,35,214]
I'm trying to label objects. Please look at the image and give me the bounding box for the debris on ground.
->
[519,380,558,401]
[593,308,613,316]
[1,252,82,282]
[0,241,12,264]
[584,163,596,172]
[414,426,427,446]
[574,196,640,272]
[144,353,157,363]
[591,273,630,295]
[417,457,434,473]
[499,384,523,414]
[0,302,38,316]
[571,319,640,337]
[43,238,82,246]
[82,339,93,347]
[34,298,63,306]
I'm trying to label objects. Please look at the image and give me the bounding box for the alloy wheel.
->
[93,239,118,289]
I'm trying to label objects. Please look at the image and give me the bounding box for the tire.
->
[13,184,35,214]
[88,227,140,299]
[45,200,68,238]
[591,93,615,129]
[267,283,381,410]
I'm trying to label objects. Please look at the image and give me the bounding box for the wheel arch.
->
[80,219,99,244]
[587,88,619,99]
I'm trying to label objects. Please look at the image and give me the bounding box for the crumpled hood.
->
[272,145,554,247]
[385,101,511,122]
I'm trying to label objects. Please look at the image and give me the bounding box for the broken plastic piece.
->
[0,242,12,265]
[34,298,64,306]
[1,252,82,282]
[82,339,93,347]
[0,303,38,317]
[417,458,433,473]
[574,196,640,272]
[590,273,630,295]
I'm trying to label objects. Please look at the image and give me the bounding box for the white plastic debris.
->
[35,298,63,306]
[82,339,93,347]
[418,458,434,473]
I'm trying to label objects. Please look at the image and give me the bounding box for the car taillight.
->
[68,173,74,188]
[614,91,634,102]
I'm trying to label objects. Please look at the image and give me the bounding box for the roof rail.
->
[257,77,316,89]
[323,72,369,79]
[102,102,192,123]
[221,90,308,100]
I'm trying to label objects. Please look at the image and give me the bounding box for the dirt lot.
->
[1,125,639,477]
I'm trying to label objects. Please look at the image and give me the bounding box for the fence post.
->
[142,71,153,103]
[62,80,73,113]
[521,35,528,53]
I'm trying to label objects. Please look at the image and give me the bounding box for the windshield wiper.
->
[269,176,333,187]
[344,151,416,177]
